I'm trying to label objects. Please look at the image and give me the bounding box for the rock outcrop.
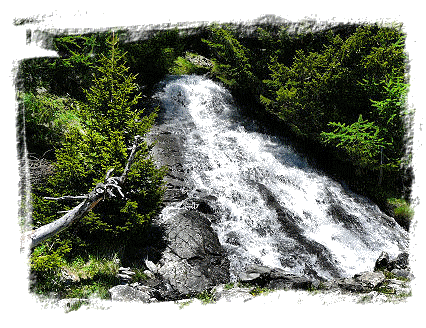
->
[120,112,231,300]
[156,209,230,296]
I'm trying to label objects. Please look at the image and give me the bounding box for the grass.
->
[61,254,120,299]
[169,52,211,75]
[387,198,414,229]
[196,289,216,304]
[31,253,121,301]
[249,286,272,296]
[176,299,193,309]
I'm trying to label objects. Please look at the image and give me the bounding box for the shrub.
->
[19,91,82,158]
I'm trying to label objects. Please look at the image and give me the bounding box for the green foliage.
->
[31,253,121,300]
[169,52,211,75]
[386,198,414,229]
[169,56,198,75]
[46,34,103,100]
[262,24,407,136]
[124,28,185,88]
[19,91,82,157]
[30,33,165,280]
[196,289,216,304]
[53,34,98,68]
[249,286,271,296]
[260,23,410,200]
[224,282,235,290]
[202,25,260,96]
[321,115,389,169]
[30,238,71,273]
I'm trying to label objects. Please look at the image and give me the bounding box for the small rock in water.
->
[388,252,409,271]
[374,251,390,271]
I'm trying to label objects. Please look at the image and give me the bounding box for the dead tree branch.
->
[22,136,142,250]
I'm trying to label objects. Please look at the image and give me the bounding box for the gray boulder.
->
[239,264,272,284]
[146,126,190,204]
[337,271,385,293]
[109,285,153,302]
[116,267,136,284]
[354,271,386,289]
[391,269,414,280]
[374,251,390,271]
[239,264,317,290]
[157,209,230,296]
[213,284,254,302]
[374,251,410,273]
[388,252,409,271]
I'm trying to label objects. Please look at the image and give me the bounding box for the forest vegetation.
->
[17,21,413,299]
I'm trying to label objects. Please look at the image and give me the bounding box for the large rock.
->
[354,271,386,289]
[109,285,154,302]
[336,271,385,293]
[388,252,409,271]
[239,264,317,290]
[374,251,390,271]
[157,209,230,296]
[213,284,254,302]
[374,251,411,273]
[147,126,190,204]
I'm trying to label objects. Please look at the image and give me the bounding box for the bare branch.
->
[22,136,144,250]
[44,195,87,201]
[120,135,142,184]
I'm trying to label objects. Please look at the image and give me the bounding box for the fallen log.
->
[22,136,142,250]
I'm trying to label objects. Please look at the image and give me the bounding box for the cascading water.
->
[154,75,409,281]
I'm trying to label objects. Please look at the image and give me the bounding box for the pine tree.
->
[31,33,166,270]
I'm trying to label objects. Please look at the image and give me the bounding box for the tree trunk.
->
[21,136,142,251]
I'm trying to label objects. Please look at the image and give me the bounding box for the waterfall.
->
[154,75,409,281]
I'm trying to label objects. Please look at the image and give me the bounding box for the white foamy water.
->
[155,75,409,280]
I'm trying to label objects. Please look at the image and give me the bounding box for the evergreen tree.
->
[30,33,166,274]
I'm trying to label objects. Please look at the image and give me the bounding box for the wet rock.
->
[336,277,369,293]
[239,264,317,290]
[239,265,272,284]
[374,251,390,271]
[145,116,230,299]
[374,251,411,274]
[144,260,158,274]
[388,252,409,271]
[336,271,385,293]
[146,126,190,205]
[157,210,230,296]
[143,270,155,279]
